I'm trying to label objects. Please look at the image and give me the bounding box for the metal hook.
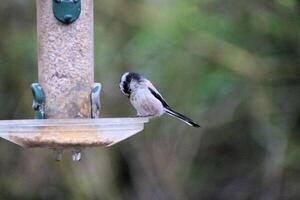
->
[31,83,46,119]
[91,83,102,118]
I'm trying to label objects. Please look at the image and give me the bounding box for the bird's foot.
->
[136,114,155,118]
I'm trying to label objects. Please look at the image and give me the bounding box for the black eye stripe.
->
[122,81,130,94]
[121,72,142,95]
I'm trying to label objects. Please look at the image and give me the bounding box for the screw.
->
[63,14,73,24]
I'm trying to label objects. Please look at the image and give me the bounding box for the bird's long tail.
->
[165,107,200,128]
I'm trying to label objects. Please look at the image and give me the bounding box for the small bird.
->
[119,72,200,128]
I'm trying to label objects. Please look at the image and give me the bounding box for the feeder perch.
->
[0,0,149,161]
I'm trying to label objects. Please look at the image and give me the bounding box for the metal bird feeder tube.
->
[0,0,149,161]
[38,0,93,118]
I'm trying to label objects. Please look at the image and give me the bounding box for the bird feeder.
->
[0,0,149,161]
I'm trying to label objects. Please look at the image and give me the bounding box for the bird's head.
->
[119,72,143,97]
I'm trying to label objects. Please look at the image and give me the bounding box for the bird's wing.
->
[146,80,200,127]
[147,87,169,108]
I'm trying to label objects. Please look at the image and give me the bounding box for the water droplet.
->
[72,149,81,161]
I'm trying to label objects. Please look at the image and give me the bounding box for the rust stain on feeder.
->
[9,125,113,147]
[10,134,113,148]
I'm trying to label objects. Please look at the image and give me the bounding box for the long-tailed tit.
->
[119,72,200,128]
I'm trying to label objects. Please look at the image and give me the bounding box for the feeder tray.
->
[0,118,149,148]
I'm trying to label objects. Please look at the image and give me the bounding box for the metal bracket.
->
[53,0,81,24]
[31,83,46,119]
[91,83,102,118]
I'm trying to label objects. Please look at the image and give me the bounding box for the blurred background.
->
[0,0,300,199]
